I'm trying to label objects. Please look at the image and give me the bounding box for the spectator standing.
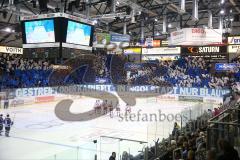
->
[207,109,213,118]
[187,149,195,160]
[0,114,3,136]
[217,139,240,160]
[213,108,220,117]
[109,152,116,160]
[207,150,216,160]
[0,96,2,109]
[172,122,180,137]
[3,97,9,109]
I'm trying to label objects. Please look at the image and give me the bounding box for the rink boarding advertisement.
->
[11,85,230,105]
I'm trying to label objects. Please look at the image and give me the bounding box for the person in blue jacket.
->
[0,114,3,136]
[4,114,13,137]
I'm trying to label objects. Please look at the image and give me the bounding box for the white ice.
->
[0,96,216,160]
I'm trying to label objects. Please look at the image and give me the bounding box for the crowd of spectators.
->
[124,56,239,89]
[166,57,232,89]
[0,53,99,88]
[231,56,240,82]
[145,104,240,160]
[1,52,240,160]
[94,51,109,78]
[124,64,172,86]
[0,52,239,90]
[0,53,53,89]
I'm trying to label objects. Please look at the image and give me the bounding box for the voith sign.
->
[0,46,23,54]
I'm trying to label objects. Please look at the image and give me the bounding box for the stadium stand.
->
[0,52,239,160]
[0,52,240,89]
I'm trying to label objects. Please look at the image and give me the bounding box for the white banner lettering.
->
[169,28,222,46]
[0,46,23,54]
[228,45,240,53]
[142,47,181,55]
[228,36,240,45]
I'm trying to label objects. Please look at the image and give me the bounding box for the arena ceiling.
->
[0,0,240,47]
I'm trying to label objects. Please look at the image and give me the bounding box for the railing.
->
[207,103,240,151]
[141,102,217,160]
[99,136,148,160]
[39,141,98,160]
[36,136,148,160]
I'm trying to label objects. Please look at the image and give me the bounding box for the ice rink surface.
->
[0,97,216,160]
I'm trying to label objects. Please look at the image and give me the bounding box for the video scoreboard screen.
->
[21,13,94,49]
[24,19,55,43]
[66,20,93,46]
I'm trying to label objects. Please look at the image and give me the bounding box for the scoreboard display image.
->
[24,19,55,43]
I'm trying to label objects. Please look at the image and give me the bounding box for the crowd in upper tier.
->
[0,53,53,88]
[0,52,239,89]
[124,56,238,89]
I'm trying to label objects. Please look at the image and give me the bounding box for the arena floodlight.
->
[220,9,225,15]
[93,19,98,25]
[4,27,12,33]
[116,1,120,6]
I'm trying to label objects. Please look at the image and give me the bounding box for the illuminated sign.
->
[228,36,240,44]
[0,46,23,54]
[192,28,206,34]
[161,40,168,46]
[142,55,179,61]
[185,46,222,54]
[123,47,142,54]
[199,47,220,53]
[169,28,222,46]
[228,45,240,53]
[215,63,238,71]
[181,46,227,62]
[142,47,181,55]
[153,40,161,47]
